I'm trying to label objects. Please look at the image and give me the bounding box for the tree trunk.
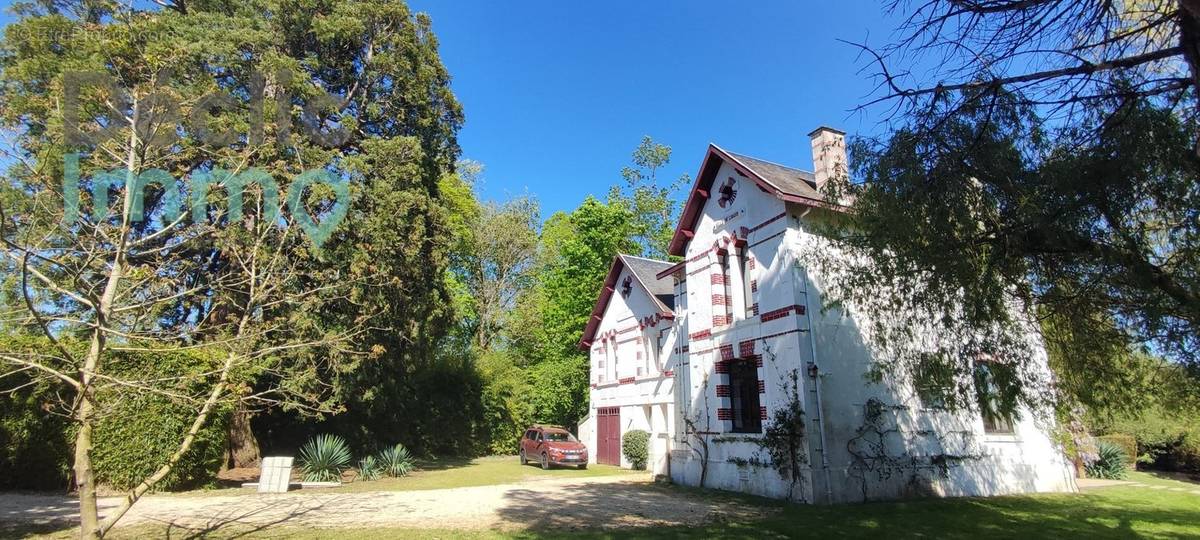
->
[225,402,261,469]
[73,394,100,540]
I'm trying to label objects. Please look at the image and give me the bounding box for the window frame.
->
[974,359,1016,436]
[719,252,733,324]
[727,359,762,434]
[738,247,754,319]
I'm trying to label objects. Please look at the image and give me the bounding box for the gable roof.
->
[667,144,840,256]
[577,254,676,350]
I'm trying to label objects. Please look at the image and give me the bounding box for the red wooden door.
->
[597,407,620,466]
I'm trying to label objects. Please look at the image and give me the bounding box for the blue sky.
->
[407,0,900,216]
[0,1,902,218]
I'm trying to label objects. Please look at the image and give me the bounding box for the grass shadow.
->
[1140,469,1200,486]
[497,481,1200,539]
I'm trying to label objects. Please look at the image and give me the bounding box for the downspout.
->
[796,209,833,503]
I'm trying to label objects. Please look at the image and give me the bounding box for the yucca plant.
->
[356,455,382,482]
[1086,441,1129,480]
[297,434,352,482]
[376,443,414,477]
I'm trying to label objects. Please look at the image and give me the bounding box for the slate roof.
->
[724,150,822,202]
[620,254,676,311]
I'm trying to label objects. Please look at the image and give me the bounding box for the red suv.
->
[519,426,588,469]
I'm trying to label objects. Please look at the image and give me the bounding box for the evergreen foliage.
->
[622,429,650,470]
[1086,441,1130,480]
[298,434,353,483]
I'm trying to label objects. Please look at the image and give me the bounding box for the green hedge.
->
[91,347,232,491]
[0,334,232,491]
[0,335,74,489]
[1101,408,1200,474]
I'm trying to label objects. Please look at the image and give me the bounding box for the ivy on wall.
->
[846,397,984,501]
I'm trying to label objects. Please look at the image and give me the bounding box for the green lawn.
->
[325,455,642,493]
[1126,470,1200,489]
[21,476,1200,539]
[162,455,641,497]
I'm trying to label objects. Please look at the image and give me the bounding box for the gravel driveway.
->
[1,474,771,533]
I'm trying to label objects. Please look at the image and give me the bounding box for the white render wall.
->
[790,208,1076,501]
[584,262,677,475]
[663,159,1076,503]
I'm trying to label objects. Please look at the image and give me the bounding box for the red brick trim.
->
[759,406,768,419]
[711,294,728,305]
[738,340,756,357]
[618,377,635,385]
[712,314,730,326]
[719,344,735,360]
[689,329,711,341]
[757,380,766,393]
[750,280,758,292]
[687,246,716,264]
[595,323,642,342]
[710,273,727,285]
[749,230,786,249]
[714,360,730,374]
[716,384,731,397]
[749,212,786,234]
[638,312,673,329]
[760,304,805,323]
[717,408,732,420]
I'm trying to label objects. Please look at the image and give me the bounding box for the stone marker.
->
[258,456,293,493]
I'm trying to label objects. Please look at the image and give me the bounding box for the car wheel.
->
[541,453,550,470]
[519,450,526,465]
[577,464,587,470]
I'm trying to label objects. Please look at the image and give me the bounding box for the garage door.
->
[596,407,620,466]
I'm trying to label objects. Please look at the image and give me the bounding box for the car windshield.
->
[543,432,576,442]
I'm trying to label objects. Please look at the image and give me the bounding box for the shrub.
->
[298,434,352,482]
[1086,441,1129,479]
[1100,407,1200,473]
[622,429,650,470]
[89,347,231,491]
[478,351,533,455]
[1097,434,1137,468]
[0,335,73,490]
[376,443,414,477]
[355,455,382,482]
[0,335,230,492]
[1139,431,1200,473]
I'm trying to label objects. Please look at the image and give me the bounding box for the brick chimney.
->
[808,126,846,190]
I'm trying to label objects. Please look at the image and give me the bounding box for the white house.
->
[576,254,680,475]
[578,127,1077,503]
